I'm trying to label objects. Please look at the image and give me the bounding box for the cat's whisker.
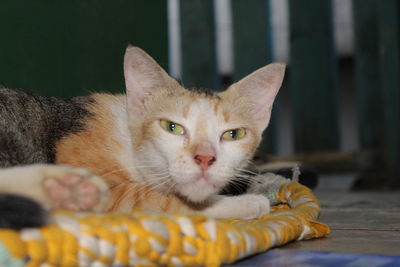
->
[246,161,259,169]
[133,178,172,196]
[109,182,133,191]
[108,172,171,191]
[131,164,168,170]
[224,182,245,193]
[230,176,250,182]
[102,165,169,178]
[236,175,251,180]
[146,176,173,184]
[234,174,252,179]
[164,181,177,195]
[102,155,260,205]
[233,179,251,185]
[228,180,249,188]
[234,168,259,176]
[124,179,165,196]
[149,179,173,193]
[101,166,144,178]
[230,179,248,187]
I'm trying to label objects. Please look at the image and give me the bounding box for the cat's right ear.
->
[124,45,180,116]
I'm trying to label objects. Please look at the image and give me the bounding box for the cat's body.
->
[0,46,286,228]
[0,88,92,167]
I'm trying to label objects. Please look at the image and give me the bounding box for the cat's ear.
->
[124,45,181,116]
[223,63,286,132]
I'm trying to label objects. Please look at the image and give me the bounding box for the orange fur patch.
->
[223,110,230,123]
[55,94,132,211]
[55,93,198,213]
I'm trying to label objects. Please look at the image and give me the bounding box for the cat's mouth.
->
[174,175,218,202]
[196,172,209,180]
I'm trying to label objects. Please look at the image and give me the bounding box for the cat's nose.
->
[194,154,216,170]
[193,141,216,171]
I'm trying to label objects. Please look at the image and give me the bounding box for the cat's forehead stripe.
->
[223,110,230,123]
[211,98,220,114]
[186,87,218,97]
[179,92,222,118]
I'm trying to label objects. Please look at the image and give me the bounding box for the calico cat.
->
[0,46,285,229]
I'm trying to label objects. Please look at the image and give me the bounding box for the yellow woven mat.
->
[0,182,329,267]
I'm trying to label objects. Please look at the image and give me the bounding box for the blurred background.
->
[0,0,399,190]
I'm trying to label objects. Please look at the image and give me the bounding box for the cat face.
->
[123,46,285,203]
[129,90,262,202]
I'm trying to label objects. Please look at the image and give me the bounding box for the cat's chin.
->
[175,178,217,203]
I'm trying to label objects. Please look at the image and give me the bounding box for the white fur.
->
[104,96,252,203]
[106,96,144,182]
[202,194,270,219]
[133,98,253,203]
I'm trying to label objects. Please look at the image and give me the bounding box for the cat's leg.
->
[0,164,109,212]
[201,194,270,219]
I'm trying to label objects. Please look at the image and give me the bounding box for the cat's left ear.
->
[223,63,286,132]
[124,45,181,116]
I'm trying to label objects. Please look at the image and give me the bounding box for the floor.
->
[281,191,400,256]
[229,185,400,266]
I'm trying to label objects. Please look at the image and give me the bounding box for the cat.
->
[0,46,285,229]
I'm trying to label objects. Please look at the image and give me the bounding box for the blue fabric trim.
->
[0,243,24,267]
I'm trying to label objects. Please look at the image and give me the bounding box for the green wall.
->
[0,0,168,98]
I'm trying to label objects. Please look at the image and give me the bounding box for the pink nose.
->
[194,154,216,171]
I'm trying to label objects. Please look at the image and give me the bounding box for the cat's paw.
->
[230,194,270,219]
[40,166,109,212]
[203,194,270,219]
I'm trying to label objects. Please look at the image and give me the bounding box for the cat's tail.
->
[0,193,48,230]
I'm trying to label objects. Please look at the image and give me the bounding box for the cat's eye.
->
[160,119,185,135]
[222,128,246,141]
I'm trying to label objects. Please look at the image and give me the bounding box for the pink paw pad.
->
[43,173,102,211]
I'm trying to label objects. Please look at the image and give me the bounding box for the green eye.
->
[222,128,246,141]
[160,120,185,135]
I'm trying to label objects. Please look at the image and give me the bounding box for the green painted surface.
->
[231,0,277,154]
[180,0,219,90]
[378,0,400,178]
[231,0,273,81]
[353,0,383,151]
[0,0,168,98]
[288,0,340,153]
